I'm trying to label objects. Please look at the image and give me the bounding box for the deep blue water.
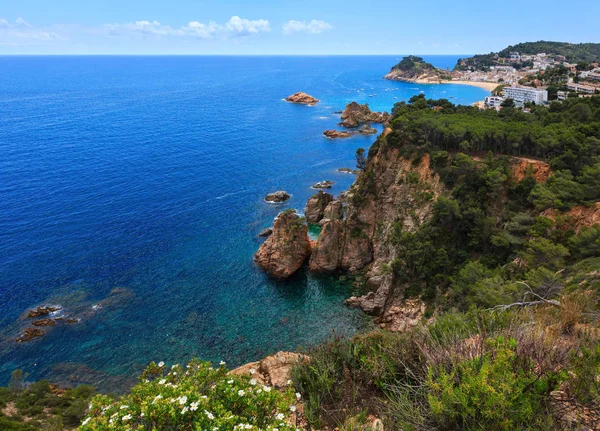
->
[0,55,488,391]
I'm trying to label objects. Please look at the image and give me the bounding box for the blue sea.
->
[0,55,488,391]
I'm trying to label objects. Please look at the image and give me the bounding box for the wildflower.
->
[238,389,245,396]
[296,392,301,400]
[290,405,297,412]
[120,405,129,410]
[122,414,131,421]
[249,368,256,375]
[152,395,163,404]
[219,360,226,366]
[201,395,208,399]
[158,379,166,385]
[171,364,179,369]
[158,361,164,367]
[190,401,199,411]
[178,395,188,405]
[181,406,189,414]
[228,379,234,384]
[287,380,292,385]
[257,389,262,394]
[249,378,257,385]
[172,372,177,375]
[263,386,271,392]
[276,413,285,420]
[82,417,91,426]
[140,413,145,417]
[205,410,215,420]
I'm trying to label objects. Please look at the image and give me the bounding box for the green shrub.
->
[79,359,296,430]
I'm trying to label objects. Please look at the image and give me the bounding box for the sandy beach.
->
[443,80,498,92]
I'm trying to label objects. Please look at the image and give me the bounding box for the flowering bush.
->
[79,359,298,430]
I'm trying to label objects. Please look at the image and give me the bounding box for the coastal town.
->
[384,43,600,110]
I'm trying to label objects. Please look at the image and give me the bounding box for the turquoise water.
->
[0,56,488,391]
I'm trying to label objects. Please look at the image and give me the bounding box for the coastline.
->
[441,80,498,92]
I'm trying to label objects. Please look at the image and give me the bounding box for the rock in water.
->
[258,228,273,237]
[284,92,319,106]
[339,102,390,128]
[305,191,334,224]
[312,180,334,189]
[16,328,45,342]
[323,129,355,139]
[358,124,378,135]
[254,210,311,279]
[264,191,290,203]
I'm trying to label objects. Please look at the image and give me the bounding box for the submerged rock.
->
[305,191,334,224]
[16,328,45,343]
[31,318,56,327]
[285,92,319,106]
[339,102,390,128]
[265,191,291,203]
[254,210,311,279]
[27,306,61,318]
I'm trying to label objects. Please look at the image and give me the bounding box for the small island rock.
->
[16,327,45,343]
[285,92,319,106]
[312,180,334,189]
[323,129,355,139]
[340,102,390,128]
[254,210,311,279]
[265,191,291,203]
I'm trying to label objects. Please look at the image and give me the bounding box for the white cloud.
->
[0,17,62,46]
[103,16,270,39]
[283,20,332,35]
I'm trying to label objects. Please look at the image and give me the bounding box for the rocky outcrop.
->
[322,200,343,222]
[345,276,393,315]
[258,228,273,237]
[384,55,447,83]
[309,219,346,272]
[305,191,334,224]
[358,124,378,135]
[312,180,334,189]
[285,92,319,106]
[324,129,355,139]
[541,202,600,233]
[339,102,390,128]
[229,351,309,388]
[265,191,290,203]
[511,157,551,183]
[254,210,311,278]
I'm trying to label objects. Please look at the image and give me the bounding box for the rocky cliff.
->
[340,102,390,128]
[255,210,311,278]
[309,135,444,321]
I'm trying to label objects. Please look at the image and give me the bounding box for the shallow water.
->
[0,55,488,391]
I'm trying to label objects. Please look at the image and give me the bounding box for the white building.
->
[503,86,548,105]
[557,91,569,101]
[485,96,504,108]
[567,83,595,94]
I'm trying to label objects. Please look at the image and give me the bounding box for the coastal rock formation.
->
[305,191,334,224]
[345,276,393,315]
[254,210,311,278]
[258,228,273,237]
[384,55,447,83]
[312,180,334,189]
[265,191,291,203]
[324,129,355,139]
[338,167,360,174]
[377,298,426,332]
[358,124,378,135]
[322,200,343,222]
[340,102,390,128]
[229,351,309,388]
[285,92,319,106]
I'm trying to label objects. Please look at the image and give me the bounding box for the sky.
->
[1,0,599,55]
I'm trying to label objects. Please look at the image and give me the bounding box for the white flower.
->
[295,392,302,400]
[219,360,226,366]
[122,414,131,421]
[171,364,179,369]
[290,405,297,412]
[249,378,257,385]
[190,401,199,411]
[181,406,189,414]
[227,379,234,384]
[178,395,188,405]
[140,413,145,417]
[120,405,129,410]
[82,417,91,426]
[152,395,163,404]
[263,386,271,392]
[205,410,215,420]
[287,380,292,385]
[249,368,256,375]
[276,413,285,420]
[158,361,164,367]
[238,389,245,396]
[172,372,177,375]
[158,379,166,385]
[201,395,208,399]
[257,389,262,394]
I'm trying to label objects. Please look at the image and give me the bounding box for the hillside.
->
[455,40,600,71]
[384,55,451,83]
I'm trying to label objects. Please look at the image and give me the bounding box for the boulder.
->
[258,228,273,237]
[254,210,311,279]
[305,191,334,224]
[229,351,309,388]
[323,129,355,139]
[265,191,290,203]
[285,92,319,106]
